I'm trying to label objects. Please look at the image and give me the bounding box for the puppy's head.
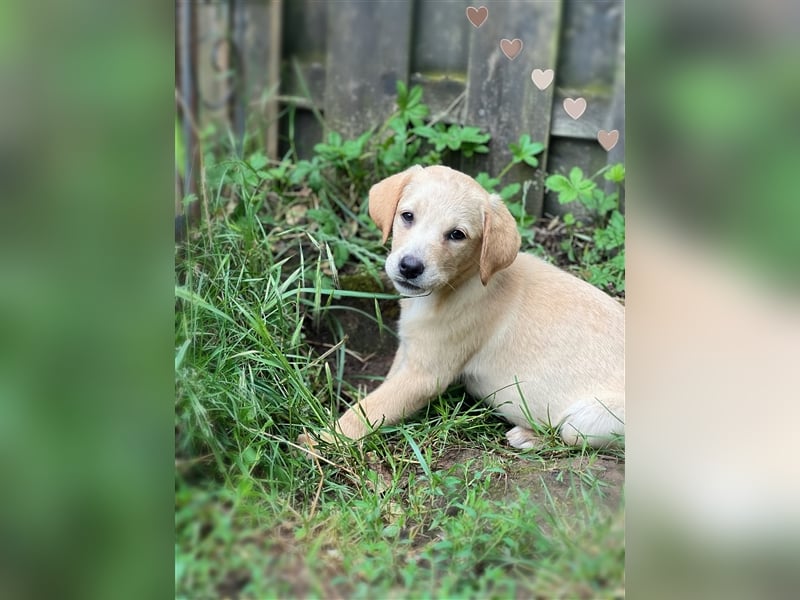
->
[368,165,521,296]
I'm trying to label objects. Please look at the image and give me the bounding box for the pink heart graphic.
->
[563,97,587,120]
[500,38,523,60]
[531,68,554,90]
[466,6,488,28]
[598,129,620,151]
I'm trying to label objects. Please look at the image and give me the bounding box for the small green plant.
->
[382,81,492,168]
[545,164,626,294]
[508,134,546,172]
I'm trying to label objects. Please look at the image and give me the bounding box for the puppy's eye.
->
[447,229,466,241]
[401,212,414,224]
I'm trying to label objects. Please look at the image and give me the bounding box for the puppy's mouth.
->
[392,279,429,296]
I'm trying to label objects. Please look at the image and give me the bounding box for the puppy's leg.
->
[557,394,625,448]
[334,364,448,439]
[330,341,455,440]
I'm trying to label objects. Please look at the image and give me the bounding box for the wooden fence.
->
[176,0,624,220]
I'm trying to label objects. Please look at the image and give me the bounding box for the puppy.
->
[309,164,624,449]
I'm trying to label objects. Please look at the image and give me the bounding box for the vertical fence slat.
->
[464,0,562,216]
[604,10,625,205]
[196,1,232,134]
[231,0,283,158]
[176,0,199,223]
[324,0,414,138]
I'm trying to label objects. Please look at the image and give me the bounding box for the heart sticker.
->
[531,68,554,90]
[598,129,620,151]
[466,6,488,28]
[563,97,587,120]
[500,38,523,60]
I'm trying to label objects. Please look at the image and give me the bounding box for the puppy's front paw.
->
[295,431,327,460]
[296,429,339,455]
[506,425,539,450]
[296,432,315,447]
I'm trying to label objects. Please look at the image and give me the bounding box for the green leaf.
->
[395,80,408,102]
[475,172,500,193]
[408,84,423,106]
[565,167,596,204]
[569,166,584,184]
[411,125,436,139]
[522,154,540,168]
[558,188,579,204]
[247,151,268,171]
[388,116,407,135]
[544,174,571,193]
[499,183,521,200]
[604,163,626,183]
[596,190,619,215]
[509,134,545,166]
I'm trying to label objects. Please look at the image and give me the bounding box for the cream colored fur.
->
[306,165,624,449]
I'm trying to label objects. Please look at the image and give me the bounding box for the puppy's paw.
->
[295,430,332,459]
[506,425,539,450]
[296,432,316,447]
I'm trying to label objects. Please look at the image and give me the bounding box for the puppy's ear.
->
[479,195,521,285]
[368,165,422,244]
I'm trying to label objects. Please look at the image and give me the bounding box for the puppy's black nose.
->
[399,255,425,279]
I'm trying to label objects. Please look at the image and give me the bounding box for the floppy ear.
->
[368,165,422,244]
[479,194,521,285]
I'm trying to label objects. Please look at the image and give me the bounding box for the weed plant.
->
[175,83,625,598]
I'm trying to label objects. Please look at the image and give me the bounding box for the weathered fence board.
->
[604,9,625,206]
[411,1,470,74]
[324,1,414,137]
[176,0,198,220]
[230,0,282,157]
[408,0,470,119]
[464,0,562,216]
[196,1,231,132]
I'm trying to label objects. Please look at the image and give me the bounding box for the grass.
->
[175,84,624,598]
[175,204,624,599]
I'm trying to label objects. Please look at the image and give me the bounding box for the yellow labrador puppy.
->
[312,164,624,449]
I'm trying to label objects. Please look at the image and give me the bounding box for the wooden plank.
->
[281,60,326,108]
[411,0,470,74]
[544,0,624,215]
[231,0,283,158]
[282,0,327,59]
[464,0,562,217]
[176,0,199,223]
[549,91,612,139]
[196,1,232,133]
[264,0,284,159]
[278,0,328,158]
[553,0,623,90]
[324,0,414,138]
[408,74,466,121]
[551,0,624,179]
[603,9,625,207]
